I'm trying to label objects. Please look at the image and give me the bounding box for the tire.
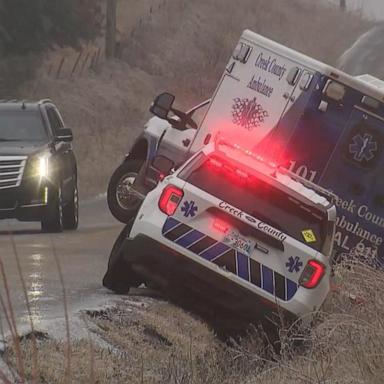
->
[41,186,63,233]
[102,220,143,294]
[107,159,145,223]
[63,183,79,230]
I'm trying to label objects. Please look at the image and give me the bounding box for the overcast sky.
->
[327,0,384,20]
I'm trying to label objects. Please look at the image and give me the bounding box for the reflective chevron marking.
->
[162,217,298,301]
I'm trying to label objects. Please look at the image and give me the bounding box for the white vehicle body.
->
[122,142,337,320]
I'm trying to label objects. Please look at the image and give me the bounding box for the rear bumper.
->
[0,181,49,221]
[120,234,297,324]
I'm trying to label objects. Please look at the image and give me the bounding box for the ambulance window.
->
[233,43,252,63]
[286,67,301,85]
[362,95,380,110]
[299,72,314,91]
[323,80,346,102]
[180,154,328,253]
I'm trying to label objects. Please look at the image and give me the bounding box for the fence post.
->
[90,51,98,70]
[47,63,53,76]
[71,51,83,77]
[56,57,65,79]
[80,52,90,75]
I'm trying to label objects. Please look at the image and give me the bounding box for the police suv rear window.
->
[179,153,328,252]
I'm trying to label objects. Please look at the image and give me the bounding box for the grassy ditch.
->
[2,260,384,383]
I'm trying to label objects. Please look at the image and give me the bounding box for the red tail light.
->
[299,260,326,289]
[213,219,229,233]
[218,140,279,169]
[158,185,183,216]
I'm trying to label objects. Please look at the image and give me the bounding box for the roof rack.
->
[0,99,27,103]
[0,99,53,104]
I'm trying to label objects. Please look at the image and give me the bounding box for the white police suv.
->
[103,140,337,322]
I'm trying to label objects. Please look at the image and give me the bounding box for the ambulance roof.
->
[242,29,384,104]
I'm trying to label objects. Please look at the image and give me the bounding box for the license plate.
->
[223,230,254,256]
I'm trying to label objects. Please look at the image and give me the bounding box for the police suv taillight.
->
[299,260,326,289]
[159,185,184,216]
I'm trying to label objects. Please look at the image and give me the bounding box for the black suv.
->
[0,99,78,232]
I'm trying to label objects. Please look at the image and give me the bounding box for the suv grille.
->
[0,156,27,190]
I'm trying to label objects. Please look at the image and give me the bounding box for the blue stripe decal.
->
[237,252,249,281]
[162,217,180,234]
[200,242,229,261]
[176,230,205,248]
[286,280,298,301]
[162,217,299,301]
[262,265,274,294]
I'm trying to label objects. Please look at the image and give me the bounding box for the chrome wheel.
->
[116,172,143,211]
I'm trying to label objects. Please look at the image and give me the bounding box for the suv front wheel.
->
[41,186,63,233]
[63,183,79,230]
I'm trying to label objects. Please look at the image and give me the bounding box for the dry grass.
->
[245,261,384,383]
[4,261,384,383]
[19,60,154,197]
[3,297,246,383]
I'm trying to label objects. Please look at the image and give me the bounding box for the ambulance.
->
[108,30,384,267]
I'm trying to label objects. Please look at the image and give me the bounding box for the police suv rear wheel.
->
[107,159,144,223]
[41,186,63,233]
[63,183,79,230]
[102,220,143,294]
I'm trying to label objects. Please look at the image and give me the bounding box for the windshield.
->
[0,112,47,142]
[180,153,330,253]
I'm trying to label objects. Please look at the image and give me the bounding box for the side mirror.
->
[152,155,174,176]
[150,92,175,120]
[55,128,73,142]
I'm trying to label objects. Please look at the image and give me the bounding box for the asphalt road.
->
[0,195,124,335]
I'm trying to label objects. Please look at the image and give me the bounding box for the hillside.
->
[17,0,371,196]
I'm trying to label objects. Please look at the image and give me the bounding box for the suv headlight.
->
[38,156,49,178]
[28,153,50,179]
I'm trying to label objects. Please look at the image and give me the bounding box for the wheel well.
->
[129,140,148,161]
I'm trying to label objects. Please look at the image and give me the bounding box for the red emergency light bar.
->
[216,139,278,169]
[207,156,250,181]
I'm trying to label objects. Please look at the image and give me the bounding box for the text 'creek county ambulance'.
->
[188,30,384,266]
[103,141,337,321]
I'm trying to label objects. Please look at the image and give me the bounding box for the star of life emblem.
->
[349,133,378,162]
[232,97,268,131]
